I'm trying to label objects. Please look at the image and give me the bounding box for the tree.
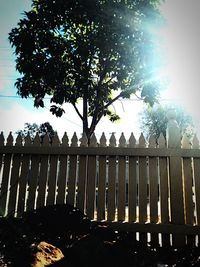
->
[139,104,195,141]
[9,0,163,138]
[16,122,56,142]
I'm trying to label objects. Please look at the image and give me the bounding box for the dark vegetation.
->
[0,204,200,266]
[139,104,195,141]
[16,122,56,142]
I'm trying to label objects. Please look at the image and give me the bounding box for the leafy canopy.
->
[9,0,163,137]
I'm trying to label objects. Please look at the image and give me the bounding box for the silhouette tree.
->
[16,122,56,142]
[139,104,195,141]
[9,0,164,138]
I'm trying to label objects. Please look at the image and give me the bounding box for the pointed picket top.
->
[52,132,60,146]
[138,133,146,148]
[166,109,181,148]
[119,132,126,147]
[99,132,107,147]
[90,133,97,147]
[128,132,136,148]
[158,133,166,148]
[24,133,32,146]
[109,133,116,147]
[15,133,23,146]
[148,134,156,148]
[42,133,50,146]
[80,132,88,147]
[182,133,191,149]
[192,134,199,149]
[71,132,78,147]
[61,132,69,146]
[0,132,5,146]
[6,132,13,146]
[33,132,41,146]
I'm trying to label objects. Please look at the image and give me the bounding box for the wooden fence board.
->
[149,156,159,245]
[97,156,107,221]
[27,155,40,211]
[36,154,49,208]
[17,154,30,216]
[118,156,126,221]
[56,155,68,205]
[183,157,195,245]
[7,154,21,216]
[138,156,147,243]
[169,156,185,246]
[107,156,116,221]
[66,155,77,206]
[46,155,58,206]
[0,154,12,216]
[193,158,200,225]
[128,156,137,222]
[0,154,3,174]
[86,156,97,219]
[159,157,170,247]
[77,155,87,212]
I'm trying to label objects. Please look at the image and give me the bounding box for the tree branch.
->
[72,102,83,120]
[104,92,123,110]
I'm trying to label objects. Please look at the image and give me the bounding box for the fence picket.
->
[193,136,200,226]
[0,133,13,216]
[107,156,116,221]
[85,135,97,218]
[86,155,97,219]
[148,135,159,245]
[17,154,30,216]
[77,155,87,212]
[97,155,107,220]
[46,134,60,206]
[107,134,117,221]
[158,134,170,247]
[56,133,69,205]
[66,155,77,206]
[46,154,58,206]
[117,155,126,221]
[167,111,185,246]
[128,133,137,223]
[16,134,31,215]
[96,133,107,220]
[128,156,137,222]
[7,135,22,216]
[0,133,4,177]
[36,134,49,208]
[26,133,40,211]
[138,134,147,243]
[117,133,126,221]
[182,134,195,245]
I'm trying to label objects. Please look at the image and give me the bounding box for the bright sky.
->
[0,0,200,142]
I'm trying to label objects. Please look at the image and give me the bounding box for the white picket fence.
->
[0,112,200,247]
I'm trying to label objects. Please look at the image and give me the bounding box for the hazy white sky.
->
[0,0,200,142]
[159,0,200,124]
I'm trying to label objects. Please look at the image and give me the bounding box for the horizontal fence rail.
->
[0,123,200,247]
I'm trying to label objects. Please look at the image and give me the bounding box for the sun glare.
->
[158,0,200,136]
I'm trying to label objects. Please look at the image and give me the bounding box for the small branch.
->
[104,93,122,110]
[72,103,83,120]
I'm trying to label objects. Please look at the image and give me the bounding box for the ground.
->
[0,204,200,267]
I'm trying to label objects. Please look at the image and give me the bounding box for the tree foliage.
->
[9,0,163,138]
[139,104,195,141]
[16,122,56,142]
